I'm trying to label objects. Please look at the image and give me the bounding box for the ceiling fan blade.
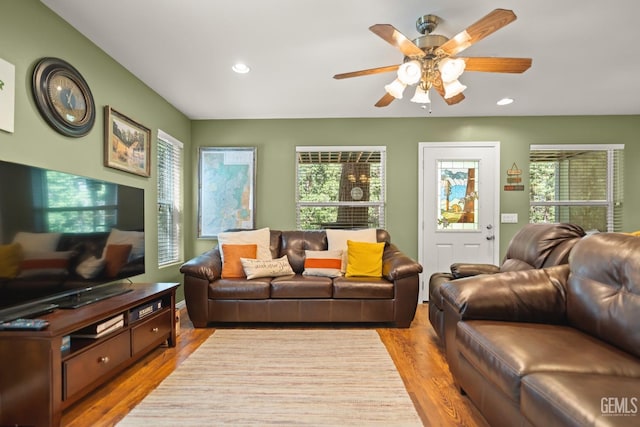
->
[374,92,395,107]
[461,57,532,73]
[333,64,400,80]
[439,9,517,57]
[369,24,426,58]
[431,73,465,105]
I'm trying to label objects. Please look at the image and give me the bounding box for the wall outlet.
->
[501,213,518,223]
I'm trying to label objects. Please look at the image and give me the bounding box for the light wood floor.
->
[61,303,489,427]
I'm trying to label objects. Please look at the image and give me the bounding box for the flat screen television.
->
[0,159,145,321]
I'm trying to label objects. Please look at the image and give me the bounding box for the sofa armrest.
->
[382,243,423,281]
[179,248,222,282]
[450,262,500,278]
[440,264,570,323]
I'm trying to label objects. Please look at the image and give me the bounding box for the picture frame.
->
[198,147,257,238]
[0,57,15,133]
[104,106,151,177]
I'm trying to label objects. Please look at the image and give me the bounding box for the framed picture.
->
[198,147,256,238]
[104,106,151,177]
[0,57,15,133]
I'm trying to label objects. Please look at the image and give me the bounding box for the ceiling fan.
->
[333,9,532,107]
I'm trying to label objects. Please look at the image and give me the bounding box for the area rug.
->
[117,329,423,426]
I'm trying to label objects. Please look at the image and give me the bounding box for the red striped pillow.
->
[303,250,343,277]
[18,251,72,278]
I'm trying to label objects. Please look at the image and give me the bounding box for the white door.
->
[418,142,500,302]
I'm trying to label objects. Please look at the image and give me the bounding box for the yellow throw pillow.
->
[221,244,257,278]
[0,242,22,278]
[345,240,385,278]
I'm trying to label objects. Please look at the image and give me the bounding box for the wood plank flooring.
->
[61,303,488,427]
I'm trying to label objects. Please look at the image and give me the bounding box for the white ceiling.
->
[41,0,640,120]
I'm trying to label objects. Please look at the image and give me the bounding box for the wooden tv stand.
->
[0,282,179,427]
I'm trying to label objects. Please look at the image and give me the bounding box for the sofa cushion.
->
[345,240,384,277]
[0,242,22,278]
[270,274,333,298]
[303,249,343,278]
[566,232,640,358]
[327,228,377,272]
[457,320,640,403]
[240,255,294,279]
[209,278,271,299]
[521,373,640,427]
[218,227,272,261]
[18,250,73,278]
[333,276,393,299]
[221,244,257,278]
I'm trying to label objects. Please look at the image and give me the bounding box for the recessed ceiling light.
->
[497,97,514,106]
[232,63,250,74]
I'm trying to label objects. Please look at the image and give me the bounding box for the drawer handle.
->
[152,327,159,333]
[99,356,110,364]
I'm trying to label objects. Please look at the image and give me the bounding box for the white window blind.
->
[157,130,183,266]
[529,144,624,232]
[296,146,386,230]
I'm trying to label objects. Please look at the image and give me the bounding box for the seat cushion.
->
[521,373,640,427]
[457,321,640,403]
[332,276,393,299]
[209,278,270,299]
[270,274,332,298]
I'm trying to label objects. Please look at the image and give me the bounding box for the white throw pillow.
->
[104,228,145,262]
[76,256,106,279]
[240,255,293,279]
[13,232,62,252]
[303,250,343,278]
[326,228,378,272]
[218,227,272,261]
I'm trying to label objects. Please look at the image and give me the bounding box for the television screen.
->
[0,159,145,319]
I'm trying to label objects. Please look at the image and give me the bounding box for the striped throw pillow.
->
[303,250,343,278]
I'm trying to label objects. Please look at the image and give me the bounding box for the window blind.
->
[296,146,386,230]
[157,131,183,265]
[529,144,624,232]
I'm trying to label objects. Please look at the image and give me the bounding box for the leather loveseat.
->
[180,229,422,327]
[428,222,585,344]
[439,232,640,427]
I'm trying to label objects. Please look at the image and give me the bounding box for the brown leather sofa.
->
[440,232,640,427]
[180,229,422,327]
[428,222,585,344]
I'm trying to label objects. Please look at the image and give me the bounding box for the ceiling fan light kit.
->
[333,8,532,108]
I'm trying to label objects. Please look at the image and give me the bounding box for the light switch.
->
[501,213,518,223]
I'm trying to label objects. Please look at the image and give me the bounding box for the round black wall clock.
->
[32,57,96,137]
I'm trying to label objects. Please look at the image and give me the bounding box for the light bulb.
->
[439,58,465,83]
[384,78,407,99]
[410,85,431,104]
[397,60,422,85]
[443,79,466,99]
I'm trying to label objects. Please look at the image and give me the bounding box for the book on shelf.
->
[94,313,124,334]
[129,299,163,322]
[71,318,124,339]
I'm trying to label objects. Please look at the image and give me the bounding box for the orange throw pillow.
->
[104,244,133,278]
[221,244,257,278]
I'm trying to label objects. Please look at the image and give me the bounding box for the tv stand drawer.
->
[131,309,172,356]
[63,331,131,400]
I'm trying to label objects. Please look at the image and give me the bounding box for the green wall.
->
[3,2,640,304]
[0,1,192,300]
[191,116,640,261]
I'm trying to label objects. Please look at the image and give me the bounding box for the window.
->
[36,170,117,233]
[157,130,183,265]
[296,146,386,230]
[529,144,624,232]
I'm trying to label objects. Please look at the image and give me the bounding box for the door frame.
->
[417,141,501,302]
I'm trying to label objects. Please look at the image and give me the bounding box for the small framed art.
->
[104,106,151,177]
